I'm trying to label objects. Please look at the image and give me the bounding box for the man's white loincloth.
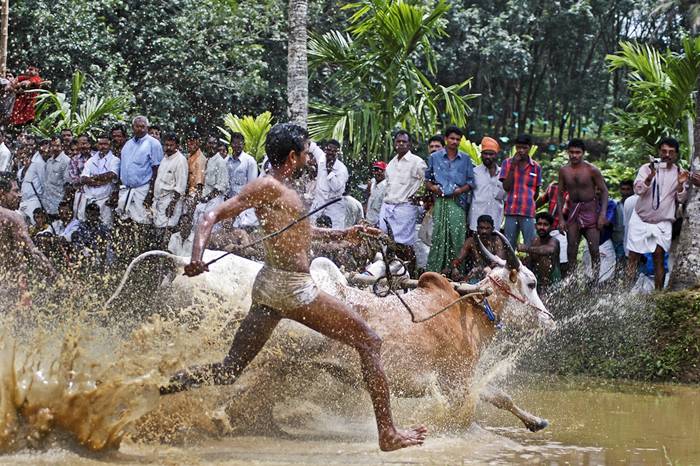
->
[153,192,183,228]
[252,266,320,311]
[626,210,672,254]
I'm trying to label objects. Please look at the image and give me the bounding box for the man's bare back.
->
[164,124,427,451]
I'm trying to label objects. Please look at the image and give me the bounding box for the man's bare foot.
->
[379,425,428,451]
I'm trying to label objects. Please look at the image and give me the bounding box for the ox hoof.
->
[526,418,549,432]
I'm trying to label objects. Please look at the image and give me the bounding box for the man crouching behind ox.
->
[159,123,428,451]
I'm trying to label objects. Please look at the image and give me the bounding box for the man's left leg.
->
[160,303,282,394]
[520,216,536,246]
[583,228,601,281]
[652,245,666,290]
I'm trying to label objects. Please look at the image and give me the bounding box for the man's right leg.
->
[285,292,426,451]
[160,304,281,394]
[652,245,666,290]
[504,215,518,249]
[566,223,581,273]
[626,251,641,287]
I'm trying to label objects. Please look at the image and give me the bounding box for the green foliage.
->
[218,112,274,161]
[458,137,482,165]
[308,0,477,160]
[30,71,129,138]
[606,37,700,157]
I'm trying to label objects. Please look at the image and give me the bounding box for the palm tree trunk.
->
[287,0,308,127]
[669,88,700,290]
[0,0,8,75]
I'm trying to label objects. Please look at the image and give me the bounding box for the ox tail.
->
[104,250,189,308]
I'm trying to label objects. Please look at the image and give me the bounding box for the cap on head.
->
[371,161,387,171]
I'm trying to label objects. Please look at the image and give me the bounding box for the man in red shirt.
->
[10,66,43,126]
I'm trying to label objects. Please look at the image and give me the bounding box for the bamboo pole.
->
[0,0,8,76]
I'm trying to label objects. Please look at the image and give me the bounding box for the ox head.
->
[476,232,554,330]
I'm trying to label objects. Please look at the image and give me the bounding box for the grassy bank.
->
[526,285,700,383]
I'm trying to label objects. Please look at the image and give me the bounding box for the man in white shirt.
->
[310,139,349,229]
[226,132,259,227]
[153,132,188,230]
[469,137,506,232]
[167,214,194,258]
[43,135,71,215]
[76,134,120,227]
[365,161,387,226]
[0,131,12,172]
[379,130,427,272]
[20,139,50,224]
[193,141,229,227]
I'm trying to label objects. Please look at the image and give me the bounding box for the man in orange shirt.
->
[186,132,207,203]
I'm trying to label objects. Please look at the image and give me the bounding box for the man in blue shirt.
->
[425,126,474,272]
[117,115,163,226]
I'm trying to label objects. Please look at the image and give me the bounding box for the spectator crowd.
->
[2,65,700,297]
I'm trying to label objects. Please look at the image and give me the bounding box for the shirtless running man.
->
[159,123,427,451]
[0,172,56,303]
[557,139,608,279]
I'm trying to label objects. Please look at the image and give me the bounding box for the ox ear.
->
[509,268,518,283]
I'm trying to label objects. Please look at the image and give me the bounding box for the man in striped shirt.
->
[499,134,542,248]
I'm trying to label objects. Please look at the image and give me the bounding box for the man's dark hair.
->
[567,138,586,151]
[50,134,61,143]
[444,126,463,139]
[97,133,110,141]
[38,138,50,146]
[477,214,494,227]
[428,134,445,146]
[77,133,91,142]
[620,179,634,188]
[58,200,72,211]
[536,211,555,225]
[0,172,16,192]
[658,137,680,152]
[110,124,127,137]
[325,139,341,149]
[187,131,201,141]
[149,125,161,132]
[265,123,308,168]
[60,128,73,135]
[393,129,412,142]
[230,132,244,142]
[24,134,36,142]
[33,207,46,217]
[163,132,179,144]
[514,134,532,146]
[86,202,100,214]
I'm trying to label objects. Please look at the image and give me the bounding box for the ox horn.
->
[475,232,506,268]
[493,230,521,271]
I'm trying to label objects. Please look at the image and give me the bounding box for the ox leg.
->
[480,386,548,432]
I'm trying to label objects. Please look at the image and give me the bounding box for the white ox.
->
[171,235,554,433]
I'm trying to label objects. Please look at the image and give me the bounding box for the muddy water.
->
[0,376,697,465]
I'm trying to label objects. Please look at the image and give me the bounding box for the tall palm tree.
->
[287,0,308,127]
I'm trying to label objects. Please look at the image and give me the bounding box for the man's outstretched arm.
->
[187,179,272,274]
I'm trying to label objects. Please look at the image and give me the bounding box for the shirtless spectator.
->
[160,123,427,452]
[518,212,561,294]
[0,172,55,303]
[448,214,506,283]
[557,139,608,279]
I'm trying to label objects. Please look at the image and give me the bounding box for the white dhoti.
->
[582,239,616,282]
[19,198,42,225]
[379,202,418,245]
[74,193,113,227]
[550,230,568,264]
[193,195,224,228]
[626,210,672,254]
[153,192,184,228]
[117,184,152,225]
